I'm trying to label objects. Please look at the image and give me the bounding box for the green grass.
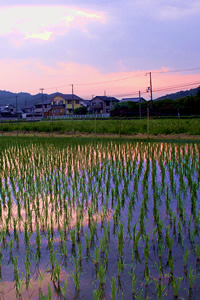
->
[0,118,200,135]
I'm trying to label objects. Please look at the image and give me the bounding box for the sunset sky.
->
[0,0,200,99]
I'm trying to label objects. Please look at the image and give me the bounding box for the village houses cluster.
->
[0,92,146,120]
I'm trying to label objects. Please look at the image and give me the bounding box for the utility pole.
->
[149,72,153,108]
[16,95,18,121]
[146,72,153,108]
[40,88,44,118]
[71,84,74,114]
[139,91,141,120]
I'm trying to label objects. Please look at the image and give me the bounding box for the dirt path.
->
[1,131,200,141]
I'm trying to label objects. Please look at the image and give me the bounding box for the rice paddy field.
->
[1,117,200,136]
[0,136,200,299]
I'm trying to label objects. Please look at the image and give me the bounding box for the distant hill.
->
[155,87,200,101]
[1,86,200,108]
[0,91,51,108]
[0,91,85,108]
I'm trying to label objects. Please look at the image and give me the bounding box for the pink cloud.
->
[0,5,106,44]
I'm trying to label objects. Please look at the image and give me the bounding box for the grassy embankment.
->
[0,118,200,136]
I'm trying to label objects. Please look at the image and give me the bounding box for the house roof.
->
[51,92,83,101]
[34,100,51,106]
[0,104,15,110]
[92,96,119,102]
[121,97,146,102]
[81,100,90,107]
[0,105,16,113]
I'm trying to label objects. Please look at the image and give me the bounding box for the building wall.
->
[52,95,82,115]
[90,98,104,113]
[66,100,81,114]
[90,98,117,114]
[52,96,65,105]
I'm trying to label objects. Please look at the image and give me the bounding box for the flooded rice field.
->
[0,137,200,299]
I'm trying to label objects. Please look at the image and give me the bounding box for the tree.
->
[74,106,88,115]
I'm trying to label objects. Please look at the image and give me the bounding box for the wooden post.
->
[147,107,149,139]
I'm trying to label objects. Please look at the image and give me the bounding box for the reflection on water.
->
[0,138,200,299]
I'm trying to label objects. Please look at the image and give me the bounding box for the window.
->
[106,102,109,106]
[68,100,72,104]
[59,101,63,105]
[75,100,79,104]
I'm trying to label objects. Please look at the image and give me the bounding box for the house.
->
[21,104,35,114]
[0,104,23,118]
[21,104,43,120]
[89,96,119,114]
[0,104,16,115]
[120,97,146,103]
[49,93,83,116]
[34,100,51,117]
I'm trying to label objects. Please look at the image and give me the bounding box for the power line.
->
[1,67,200,96]
[74,73,145,86]
[152,67,200,74]
[0,67,200,102]
[108,81,200,98]
[41,73,145,91]
[153,81,200,93]
[38,66,200,94]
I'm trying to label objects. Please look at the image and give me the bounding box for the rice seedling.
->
[93,288,103,300]
[9,238,13,258]
[71,257,81,293]
[143,233,150,274]
[129,266,137,298]
[171,276,182,299]
[154,279,165,300]
[188,266,198,299]
[46,283,53,300]
[70,229,76,254]
[52,260,61,292]
[24,250,31,289]
[132,224,141,261]
[60,275,69,299]
[12,256,20,293]
[97,264,107,292]
[35,224,41,259]
[117,223,124,258]
[168,254,174,279]
[183,247,190,269]
[111,277,117,300]
[117,259,125,277]
[135,290,144,300]
[165,226,173,255]
[0,138,199,299]
[94,245,100,267]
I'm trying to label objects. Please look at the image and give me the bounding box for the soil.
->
[1,131,200,141]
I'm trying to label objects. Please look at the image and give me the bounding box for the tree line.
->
[110,88,200,118]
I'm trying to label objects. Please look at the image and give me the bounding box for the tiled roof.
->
[121,97,146,102]
[93,96,119,102]
[51,92,83,101]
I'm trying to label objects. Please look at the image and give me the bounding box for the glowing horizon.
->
[0,2,199,99]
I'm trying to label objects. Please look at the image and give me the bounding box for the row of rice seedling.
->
[0,136,200,299]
